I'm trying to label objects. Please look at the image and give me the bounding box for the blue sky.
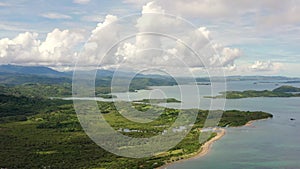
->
[0,0,134,37]
[0,0,299,77]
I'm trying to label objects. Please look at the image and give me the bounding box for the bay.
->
[67,80,300,168]
[114,80,300,169]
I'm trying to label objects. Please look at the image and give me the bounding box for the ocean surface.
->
[68,80,300,169]
[113,80,300,169]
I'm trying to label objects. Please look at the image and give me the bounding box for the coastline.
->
[157,128,226,169]
[245,118,271,127]
[245,120,256,127]
[157,118,271,169]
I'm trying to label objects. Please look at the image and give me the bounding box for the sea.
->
[69,80,300,169]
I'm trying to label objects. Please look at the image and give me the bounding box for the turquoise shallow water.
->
[113,81,300,169]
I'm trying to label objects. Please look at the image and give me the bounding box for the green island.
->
[133,98,181,104]
[0,86,272,169]
[208,85,300,99]
[96,94,117,99]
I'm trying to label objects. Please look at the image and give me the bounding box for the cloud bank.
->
[76,2,242,74]
[1,1,286,75]
[0,29,84,66]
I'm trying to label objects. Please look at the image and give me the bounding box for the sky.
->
[0,0,299,77]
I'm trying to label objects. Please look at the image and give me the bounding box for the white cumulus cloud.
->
[0,1,243,75]
[250,60,283,72]
[76,2,242,73]
[0,29,84,66]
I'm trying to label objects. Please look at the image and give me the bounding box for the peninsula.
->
[207,85,300,99]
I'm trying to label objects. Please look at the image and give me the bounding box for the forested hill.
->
[0,65,178,95]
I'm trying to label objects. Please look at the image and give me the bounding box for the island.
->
[133,98,181,104]
[96,94,117,99]
[207,85,300,99]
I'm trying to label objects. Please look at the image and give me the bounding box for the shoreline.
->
[157,128,226,169]
[245,118,271,127]
[157,118,270,169]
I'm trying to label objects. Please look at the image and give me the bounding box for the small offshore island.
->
[134,98,181,104]
[208,85,300,99]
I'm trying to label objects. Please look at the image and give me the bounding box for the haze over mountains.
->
[0,65,178,86]
[0,64,170,78]
[0,64,299,86]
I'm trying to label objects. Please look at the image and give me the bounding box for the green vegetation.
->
[0,83,72,98]
[0,74,177,98]
[0,94,71,123]
[134,98,181,104]
[0,91,272,169]
[0,73,71,85]
[218,110,272,127]
[272,85,300,92]
[96,94,117,99]
[208,85,300,99]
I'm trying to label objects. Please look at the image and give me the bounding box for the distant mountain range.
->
[0,65,169,79]
[0,65,71,85]
[0,64,299,85]
[0,64,67,77]
[0,65,178,85]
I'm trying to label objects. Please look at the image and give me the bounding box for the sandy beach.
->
[245,120,258,127]
[158,118,272,169]
[245,118,271,127]
[157,128,226,169]
[194,128,226,158]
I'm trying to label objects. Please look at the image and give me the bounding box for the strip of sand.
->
[245,118,270,127]
[157,128,226,169]
[194,128,226,158]
[158,118,271,169]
